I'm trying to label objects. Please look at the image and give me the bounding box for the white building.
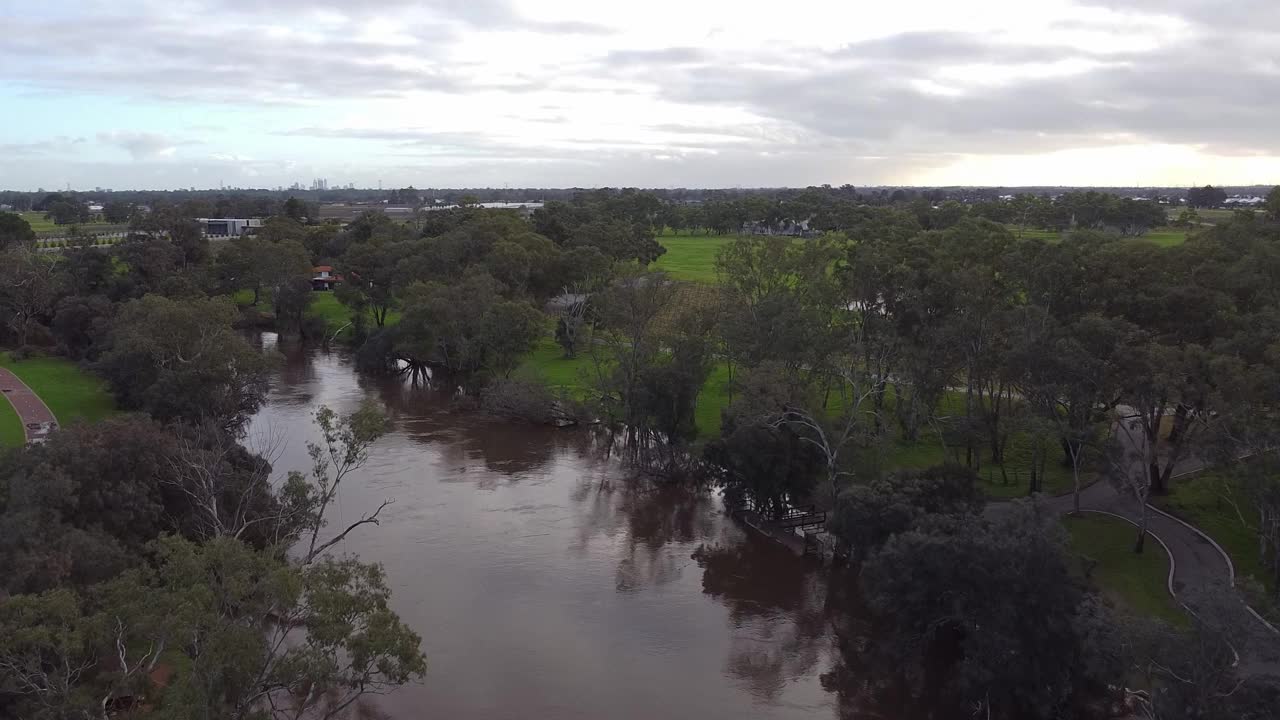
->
[196,218,263,237]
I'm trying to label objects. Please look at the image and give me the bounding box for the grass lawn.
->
[18,211,119,236]
[512,334,596,393]
[1006,225,1187,247]
[17,211,57,233]
[1063,513,1184,625]
[653,232,741,283]
[0,353,116,427]
[0,395,23,447]
[306,292,401,337]
[1154,470,1275,597]
[1135,228,1188,247]
[1008,228,1062,241]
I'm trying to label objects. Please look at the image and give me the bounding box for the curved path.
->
[0,368,57,442]
[997,472,1280,677]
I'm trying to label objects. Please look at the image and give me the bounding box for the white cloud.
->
[96,131,189,160]
[2,0,1279,187]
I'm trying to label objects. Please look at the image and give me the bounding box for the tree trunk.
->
[1070,445,1082,514]
[1134,504,1149,554]
[1149,461,1166,495]
[1168,403,1189,444]
[1060,437,1077,467]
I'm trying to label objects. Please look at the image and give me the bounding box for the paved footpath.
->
[992,473,1280,677]
[0,367,57,442]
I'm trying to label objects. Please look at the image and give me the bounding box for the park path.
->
[0,367,57,442]
[996,452,1280,677]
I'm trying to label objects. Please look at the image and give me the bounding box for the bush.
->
[481,379,584,426]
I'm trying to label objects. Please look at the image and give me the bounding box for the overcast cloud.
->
[1,0,1278,189]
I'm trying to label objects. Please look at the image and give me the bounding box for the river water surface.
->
[245,336,844,719]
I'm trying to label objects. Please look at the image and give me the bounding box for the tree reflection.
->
[570,476,717,592]
[694,539,834,703]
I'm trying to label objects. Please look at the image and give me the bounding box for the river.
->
[244,335,845,719]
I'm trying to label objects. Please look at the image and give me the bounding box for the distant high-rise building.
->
[310,178,329,191]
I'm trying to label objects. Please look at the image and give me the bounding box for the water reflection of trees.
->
[694,539,835,703]
[570,476,717,592]
[364,371,608,478]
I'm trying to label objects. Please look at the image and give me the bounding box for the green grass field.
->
[512,334,596,393]
[655,225,1187,287]
[18,211,119,236]
[1135,229,1188,247]
[305,292,401,338]
[17,211,58,232]
[1154,470,1275,597]
[1007,225,1187,246]
[0,353,116,427]
[0,395,23,447]
[653,232,742,283]
[1008,228,1062,241]
[1064,513,1184,624]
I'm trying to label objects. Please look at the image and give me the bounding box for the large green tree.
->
[98,295,271,431]
[0,211,36,250]
[0,536,426,720]
[858,503,1121,718]
[391,273,544,392]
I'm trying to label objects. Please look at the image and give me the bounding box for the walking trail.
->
[998,456,1280,677]
[0,367,57,442]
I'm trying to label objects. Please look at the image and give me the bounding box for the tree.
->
[0,246,57,345]
[0,536,427,720]
[1174,207,1202,228]
[1129,586,1273,720]
[569,219,665,265]
[1187,185,1228,208]
[858,502,1121,718]
[264,240,315,335]
[299,403,390,564]
[1011,314,1131,512]
[592,271,717,472]
[50,294,113,360]
[336,240,400,327]
[1265,186,1280,222]
[0,211,36,250]
[704,363,825,516]
[46,200,88,226]
[826,464,984,560]
[98,294,271,432]
[101,202,133,224]
[283,196,309,222]
[391,274,544,391]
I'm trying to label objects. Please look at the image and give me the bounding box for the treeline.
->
[3,186,1280,717]
[0,210,427,716]
[692,216,1280,717]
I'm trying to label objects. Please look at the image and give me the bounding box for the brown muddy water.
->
[245,335,845,719]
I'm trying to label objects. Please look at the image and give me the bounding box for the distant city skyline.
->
[3,0,1280,190]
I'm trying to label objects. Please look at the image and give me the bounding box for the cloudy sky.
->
[3,0,1279,190]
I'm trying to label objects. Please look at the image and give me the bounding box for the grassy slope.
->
[1063,514,1184,625]
[0,395,23,447]
[0,353,116,426]
[1155,471,1275,596]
